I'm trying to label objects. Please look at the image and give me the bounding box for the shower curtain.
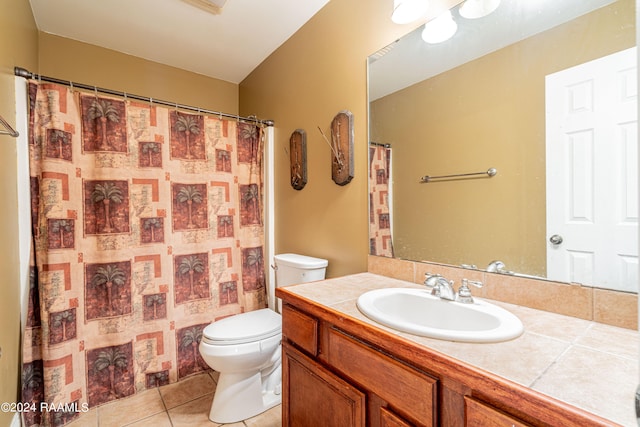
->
[21,80,267,427]
[369,144,394,257]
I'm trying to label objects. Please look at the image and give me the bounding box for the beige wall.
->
[370,0,635,277]
[240,0,460,278]
[0,0,38,423]
[39,33,239,114]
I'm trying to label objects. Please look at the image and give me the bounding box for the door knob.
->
[549,234,563,245]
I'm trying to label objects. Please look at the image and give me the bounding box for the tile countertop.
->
[281,273,639,427]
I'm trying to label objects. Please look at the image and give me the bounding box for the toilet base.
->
[209,365,282,423]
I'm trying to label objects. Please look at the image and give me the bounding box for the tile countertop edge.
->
[276,272,634,427]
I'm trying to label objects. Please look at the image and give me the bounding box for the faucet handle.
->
[466,279,483,288]
[423,272,441,288]
[456,279,483,304]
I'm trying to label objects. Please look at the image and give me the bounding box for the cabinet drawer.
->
[282,304,318,356]
[465,397,532,427]
[326,327,437,426]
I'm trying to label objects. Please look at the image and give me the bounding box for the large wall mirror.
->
[368,0,637,293]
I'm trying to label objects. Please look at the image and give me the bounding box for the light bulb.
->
[421,10,457,44]
[391,0,429,25]
[459,0,501,19]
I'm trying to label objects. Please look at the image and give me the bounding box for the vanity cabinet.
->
[279,292,617,427]
[282,304,429,426]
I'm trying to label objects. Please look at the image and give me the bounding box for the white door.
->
[546,47,638,292]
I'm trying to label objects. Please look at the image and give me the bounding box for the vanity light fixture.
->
[391,0,429,24]
[459,0,501,19]
[421,10,457,44]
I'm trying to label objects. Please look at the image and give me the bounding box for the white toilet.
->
[199,253,328,423]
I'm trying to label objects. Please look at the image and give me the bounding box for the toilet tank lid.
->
[274,253,328,269]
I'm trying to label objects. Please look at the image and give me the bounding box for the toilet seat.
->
[202,308,281,345]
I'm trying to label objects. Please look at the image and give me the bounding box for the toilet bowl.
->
[198,253,328,423]
[199,308,282,423]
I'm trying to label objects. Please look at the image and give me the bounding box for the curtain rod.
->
[14,67,274,127]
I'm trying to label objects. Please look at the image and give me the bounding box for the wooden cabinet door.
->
[465,397,533,427]
[283,342,366,427]
[380,407,414,427]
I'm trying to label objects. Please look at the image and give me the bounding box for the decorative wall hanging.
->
[289,129,307,190]
[330,110,354,185]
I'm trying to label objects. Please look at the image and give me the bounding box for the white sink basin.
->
[356,288,523,343]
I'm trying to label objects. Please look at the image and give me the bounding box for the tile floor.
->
[66,370,282,427]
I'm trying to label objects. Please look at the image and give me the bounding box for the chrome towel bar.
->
[420,167,497,183]
[0,114,19,137]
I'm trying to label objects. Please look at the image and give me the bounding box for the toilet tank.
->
[274,253,328,287]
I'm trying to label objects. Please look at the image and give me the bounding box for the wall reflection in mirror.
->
[368,0,637,292]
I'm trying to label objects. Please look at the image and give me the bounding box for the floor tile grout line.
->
[98,387,167,427]
[155,387,173,427]
[92,371,280,427]
[159,371,217,410]
[119,406,171,427]
[162,388,214,411]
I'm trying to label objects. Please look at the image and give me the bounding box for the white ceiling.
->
[29,0,330,84]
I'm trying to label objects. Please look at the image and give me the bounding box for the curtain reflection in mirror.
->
[369,143,394,257]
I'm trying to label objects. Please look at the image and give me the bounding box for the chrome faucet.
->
[486,260,514,275]
[424,273,456,301]
[424,273,483,303]
[486,260,506,273]
[433,277,457,301]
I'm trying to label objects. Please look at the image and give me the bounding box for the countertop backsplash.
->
[368,255,638,330]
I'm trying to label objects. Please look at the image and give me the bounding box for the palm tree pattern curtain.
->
[369,144,394,257]
[22,81,266,427]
